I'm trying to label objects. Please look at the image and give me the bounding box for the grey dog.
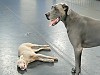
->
[45,3,100,75]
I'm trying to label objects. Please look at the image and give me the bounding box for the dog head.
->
[45,3,69,26]
[17,55,27,70]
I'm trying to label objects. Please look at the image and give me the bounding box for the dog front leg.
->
[36,45,49,47]
[72,47,83,75]
[32,45,50,49]
[36,54,58,61]
[34,47,51,52]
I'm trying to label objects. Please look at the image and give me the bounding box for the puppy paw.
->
[47,47,51,50]
[53,57,58,61]
[48,59,54,62]
[41,59,55,63]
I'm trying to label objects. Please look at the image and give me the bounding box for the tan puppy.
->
[17,43,58,70]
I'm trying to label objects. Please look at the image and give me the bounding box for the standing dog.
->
[45,3,100,75]
[17,43,58,70]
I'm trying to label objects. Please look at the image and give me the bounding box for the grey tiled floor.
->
[0,0,100,75]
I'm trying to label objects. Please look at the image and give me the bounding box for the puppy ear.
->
[20,55,24,59]
[62,4,68,11]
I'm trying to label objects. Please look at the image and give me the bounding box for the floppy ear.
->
[62,4,70,15]
[62,4,68,11]
[20,55,24,59]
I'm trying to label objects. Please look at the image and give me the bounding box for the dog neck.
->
[61,8,70,22]
[61,9,71,26]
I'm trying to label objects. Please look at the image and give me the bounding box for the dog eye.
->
[51,6,56,9]
[51,6,54,9]
[18,61,20,63]
[51,6,58,11]
[23,62,26,64]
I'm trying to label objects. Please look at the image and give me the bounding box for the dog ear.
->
[62,4,70,15]
[20,55,24,59]
[62,4,68,11]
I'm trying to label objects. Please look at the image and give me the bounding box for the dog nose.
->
[45,13,50,20]
[45,13,47,16]
[45,12,49,15]
[45,13,49,17]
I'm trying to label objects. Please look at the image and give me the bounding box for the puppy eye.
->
[18,61,20,63]
[24,64,25,67]
[23,62,26,64]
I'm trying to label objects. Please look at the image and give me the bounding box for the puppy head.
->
[45,3,69,26]
[17,55,27,70]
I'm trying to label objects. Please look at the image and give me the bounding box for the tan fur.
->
[17,43,58,70]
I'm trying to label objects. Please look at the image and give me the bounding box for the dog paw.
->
[46,47,51,51]
[46,45,50,47]
[49,59,55,62]
[54,57,58,61]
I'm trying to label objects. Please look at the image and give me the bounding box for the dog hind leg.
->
[38,58,55,62]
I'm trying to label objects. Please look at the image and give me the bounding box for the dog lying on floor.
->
[17,43,58,70]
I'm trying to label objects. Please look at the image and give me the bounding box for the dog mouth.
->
[20,66,27,70]
[17,65,26,70]
[49,17,60,26]
[21,68,26,70]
